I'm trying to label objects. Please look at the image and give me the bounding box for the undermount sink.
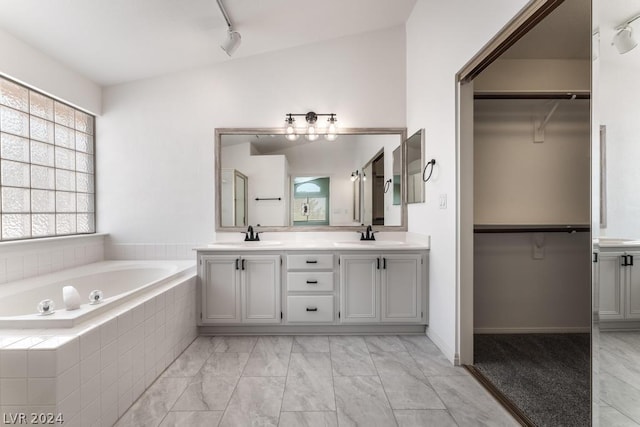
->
[208,241,282,247]
[333,241,406,247]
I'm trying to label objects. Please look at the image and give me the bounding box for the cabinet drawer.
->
[288,272,334,292]
[287,254,334,270]
[287,296,334,322]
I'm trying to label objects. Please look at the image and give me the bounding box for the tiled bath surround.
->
[0,272,197,426]
[0,234,105,284]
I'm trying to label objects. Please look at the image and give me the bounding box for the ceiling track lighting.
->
[216,0,241,56]
[612,13,640,54]
[284,112,338,142]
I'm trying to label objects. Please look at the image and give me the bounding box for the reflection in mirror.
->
[406,129,425,203]
[221,169,248,227]
[392,145,401,205]
[216,129,407,230]
[292,177,330,226]
[596,2,640,425]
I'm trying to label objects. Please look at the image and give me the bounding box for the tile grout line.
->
[368,336,400,427]
[276,337,294,425]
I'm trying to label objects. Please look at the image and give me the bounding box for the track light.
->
[612,14,640,54]
[216,0,241,57]
[613,26,637,54]
[221,29,242,56]
[283,111,338,141]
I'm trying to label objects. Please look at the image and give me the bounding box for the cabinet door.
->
[599,254,624,320]
[381,254,422,323]
[201,255,241,323]
[626,254,640,319]
[242,255,281,323]
[340,254,379,323]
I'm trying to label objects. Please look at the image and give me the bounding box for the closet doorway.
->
[457,0,592,425]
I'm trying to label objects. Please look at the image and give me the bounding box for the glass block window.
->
[0,75,95,241]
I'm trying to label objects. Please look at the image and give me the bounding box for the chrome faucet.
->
[244,225,260,241]
[360,225,376,241]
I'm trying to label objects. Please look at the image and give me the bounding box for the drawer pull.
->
[306,307,318,312]
[305,260,318,264]
[306,280,318,284]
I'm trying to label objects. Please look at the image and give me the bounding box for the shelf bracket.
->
[534,94,576,143]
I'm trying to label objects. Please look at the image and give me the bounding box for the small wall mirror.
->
[406,129,425,204]
[215,128,407,231]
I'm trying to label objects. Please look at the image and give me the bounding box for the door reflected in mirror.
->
[406,129,425,204]
[216,129,407,230]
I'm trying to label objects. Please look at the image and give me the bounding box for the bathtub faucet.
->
[244,225,260,241]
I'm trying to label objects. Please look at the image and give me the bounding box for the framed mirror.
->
[406,129,425,204]
[215,128,407,231]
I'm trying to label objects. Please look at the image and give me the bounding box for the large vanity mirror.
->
[215,128,407,231]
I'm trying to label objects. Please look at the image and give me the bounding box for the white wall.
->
[405,0,529,361]
[474,99,590,225]
[600,59,640,239]
[0,28,101,114]
[473,99,591,332]
[475,232,591,332]
[98,26,406,245]
[474,59,590,94]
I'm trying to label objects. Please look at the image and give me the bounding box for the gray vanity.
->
[196,240,429,334]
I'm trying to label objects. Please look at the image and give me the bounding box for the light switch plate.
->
[439,194,447,209]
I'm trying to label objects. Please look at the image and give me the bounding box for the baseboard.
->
[199,324,426,335]
[474,326,591,334]
[599,320,640,331]
[426,327,457,364]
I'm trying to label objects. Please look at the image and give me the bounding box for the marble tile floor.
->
[599,331,640,426]
[115,335,518,427]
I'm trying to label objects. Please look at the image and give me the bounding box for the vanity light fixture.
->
[350,170,360,181]
[612,14,640,54]
[284,112,338,141]
[216,0,241,56]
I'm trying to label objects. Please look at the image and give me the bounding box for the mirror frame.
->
[215,127,408,232]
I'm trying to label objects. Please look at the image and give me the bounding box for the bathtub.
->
[0,260,196,328]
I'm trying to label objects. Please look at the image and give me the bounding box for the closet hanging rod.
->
[474,224,590,234]
[474,92,590,100]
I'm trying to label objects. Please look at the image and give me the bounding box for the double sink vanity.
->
[196,237,429,334]
[204,126,430,333]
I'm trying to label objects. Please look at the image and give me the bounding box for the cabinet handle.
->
[631,255,635,266]
[306,260,318,264]
[235,258,240,270]
[241,259,246,270]
[306,280,318,284]
[383,257,387,269]
[622,255,630,267]
[306,307,318,312]
[377,258,380,269]
[593,253,598,263]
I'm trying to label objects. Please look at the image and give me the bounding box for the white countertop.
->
[195,239,430,251]
[595,237,640,249]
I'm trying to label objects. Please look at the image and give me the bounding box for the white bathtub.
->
[0,260,196,328]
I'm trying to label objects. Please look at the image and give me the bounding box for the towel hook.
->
[384,179,392,193]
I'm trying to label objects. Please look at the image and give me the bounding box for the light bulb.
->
[325,133,337,141]
[363,173,367,181]
[285,116,299,141]
[350,173,356,182]
[306,124,319,141]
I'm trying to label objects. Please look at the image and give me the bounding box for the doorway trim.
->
[455,0,566,365]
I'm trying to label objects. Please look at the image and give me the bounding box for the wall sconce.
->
[284,112,338,141]
[384,179,392,193]
[612,14,640,54]
[350,170,360,181]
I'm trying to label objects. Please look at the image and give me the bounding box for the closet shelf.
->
[474,224,590,233]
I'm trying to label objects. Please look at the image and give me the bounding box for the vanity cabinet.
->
[285,253,336,324]
[200,254,281,324]
[599,251,640,321]
[339,253,424,324]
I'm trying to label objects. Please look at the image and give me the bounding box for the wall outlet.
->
[439,194,447,209]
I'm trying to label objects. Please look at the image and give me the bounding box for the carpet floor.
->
[473,333,590,427]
